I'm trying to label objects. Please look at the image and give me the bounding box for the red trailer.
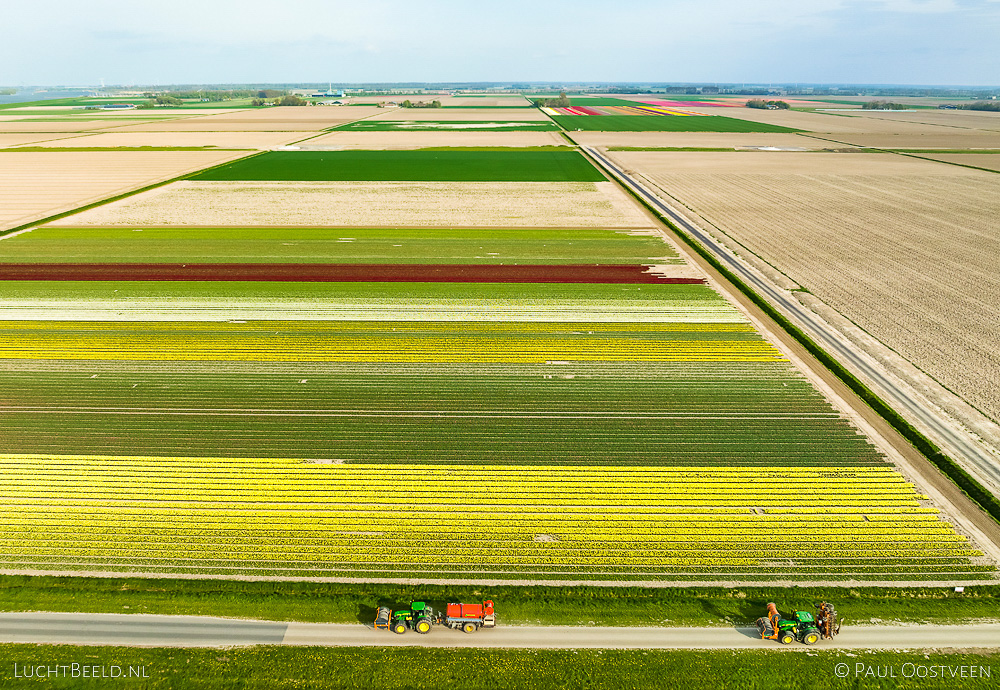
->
[441,600,496,633]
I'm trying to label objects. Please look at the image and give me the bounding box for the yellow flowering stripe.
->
[0,454,988,579]
[0,321,785,363]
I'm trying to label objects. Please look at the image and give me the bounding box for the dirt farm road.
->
[3,613,1000,650]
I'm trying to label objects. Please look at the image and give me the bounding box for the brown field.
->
[0,133,80,148]
[573,131,821,149]
[445,97,529,107]
[607,150,965,175]
[831,109,1000,131]
[0,120,142,133]
[615,149,1000,422]
[684,107,983,135]
[366,108,550,122]
[300,130,567,148]
[105,107,387,132]
[15,131,307,149]
[826,133,1000,149]
[0,151,251,232]
[47,180,651,228]
[916,153,1000,172]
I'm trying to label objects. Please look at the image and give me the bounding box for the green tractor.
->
[755,602,823,645]
[376,601,436,634]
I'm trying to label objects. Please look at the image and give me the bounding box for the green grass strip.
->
[330,119,557,131]
[191,150,605,182]
[1,575,998,627]
[0,646,996,690]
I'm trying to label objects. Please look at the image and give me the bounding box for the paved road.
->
[2,613,999,650]
[580,146,1000,495]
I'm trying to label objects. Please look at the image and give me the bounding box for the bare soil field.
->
[606,150,962,175]
[916,153,1000,172]
[572,132,820,149]
[0,133,79,148]
[302,130,567,148]
[367,108,549,122]
[16,131,307,149]
[0,151,251,232]
[617,150,1000,423]
[833,110,1000,131]
[47,180,652,228]
[106,107,387,132]
[445,97,529,107]
[683,108,976,135]
[823,132,1000,149]
[0,121,139,133]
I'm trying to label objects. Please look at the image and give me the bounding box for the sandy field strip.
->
[617,150,1000,422]
[681,108,972,135]
[821,133,1000,149]
[830,110,1000,131]
[0,151,251,232]
[13,131,307,149]
[605,150,959,175]
[445,97,529,107]
[0,121,137,133]
[0,133,80,148]
[366,108,550,122]
[104,107,387,132]
[301,130,568,148]
[47,180,652,229]
[572,132,825,149]
[915,153,1000,172]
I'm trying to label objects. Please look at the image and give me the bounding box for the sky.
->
[2,0,999,86]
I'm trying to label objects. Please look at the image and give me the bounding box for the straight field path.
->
[2,613,999,650]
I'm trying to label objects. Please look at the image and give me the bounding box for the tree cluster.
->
[531,92,571,108]
[746,99,790,109]
[861,100,908,110]
[961,101,1000,112]
[400,99,442,108]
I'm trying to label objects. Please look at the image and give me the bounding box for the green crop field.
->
[0,226,678,265]
[191,150,606,182]
[331,120,557,131]
[552,115,803,133]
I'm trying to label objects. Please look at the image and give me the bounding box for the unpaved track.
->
[577,144,1000,566]
[2,613,999,650]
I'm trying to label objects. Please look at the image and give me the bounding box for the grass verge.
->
[0,646,997,689]
[2,576,998,626]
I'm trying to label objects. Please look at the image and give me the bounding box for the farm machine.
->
[375,600,495,634]
[755,602,841,645]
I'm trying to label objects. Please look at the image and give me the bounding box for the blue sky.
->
[2,0,998,86]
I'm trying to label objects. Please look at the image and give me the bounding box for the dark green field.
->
[191,150,605,182]
[331,119,557,131]
[0,645,996,690]
[552,115,803,133]
[0,226,677,265]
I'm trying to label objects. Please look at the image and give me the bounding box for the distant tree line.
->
[746,99,790,109]
[400,99,442,108]
[0,87,16,95]
[531,92,570,108]
[961,101,1000,112]
[251,94,307,107]
[861,100,908,110]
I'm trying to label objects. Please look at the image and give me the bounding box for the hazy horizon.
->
[2,1,999,87]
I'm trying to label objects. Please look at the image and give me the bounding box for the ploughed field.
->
[1,145,992,582]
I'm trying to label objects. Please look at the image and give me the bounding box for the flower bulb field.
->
[0,98,996,585]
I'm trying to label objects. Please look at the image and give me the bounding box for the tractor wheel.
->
[779,631,795,645]
[416,620,431,634]
[392,622,407,635]
[462,622,478,633]
[803,632,820,645]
